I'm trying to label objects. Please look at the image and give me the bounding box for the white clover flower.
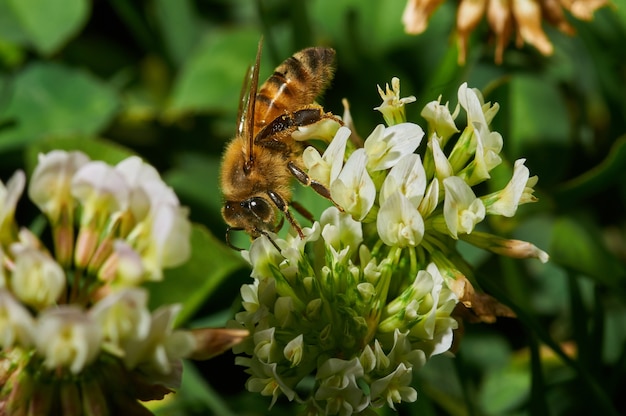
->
[458,121,504,185]
[315,357,370,415]
[0,289,35,348]
[374,77,416,126]
[421,95,460,144]
[418,177,440,217]
[0,171,25,242]
[71,161,130,226]
[443,176,486,238]
[482,158,532,216]
[457,82,490,129]
[89,288,151,352]
[292,117,342,143]
[122,304,195,375]
[244,359,297,407]
[377,191,424,247]
[284,334,304,367]
[429,133,454,179]
[10,247,65,310]
[28,150,90,222]
[132,203,191,281]
[320,206,363,259]
[370,363,417,409]
[232,79,547,414]
[98,240,146,286]
[331,149,376,221]
[364,123,423,172]
[35,306,103,374]
[303,126,351,187]
[379,153,427,207]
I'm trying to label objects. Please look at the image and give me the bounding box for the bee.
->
[220,40,342,248]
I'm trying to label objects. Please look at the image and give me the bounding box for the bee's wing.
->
[237,39,263,165]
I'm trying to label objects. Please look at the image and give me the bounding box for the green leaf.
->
[7,0,89,55]
[508,75,570,183]
[168,29,260,115]
[481,367,531,415]
[550,216,626,292]
[555,135,626,203]
[146,224,247,326]
[0,62,119,152]
[154,0,201,66]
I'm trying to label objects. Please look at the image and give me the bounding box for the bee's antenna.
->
[225,227,245,251]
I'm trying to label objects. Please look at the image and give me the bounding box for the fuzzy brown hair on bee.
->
[220,40,342,249]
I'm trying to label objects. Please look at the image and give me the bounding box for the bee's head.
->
[222,195,278,239]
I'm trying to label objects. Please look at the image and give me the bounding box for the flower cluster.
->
[0,152,195,414]
[230,78,548,414]
[402,0,611,64]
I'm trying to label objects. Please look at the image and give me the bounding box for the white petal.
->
[379,153,426,207]
[377,192,424,247]
[443,176,485,238]
[365,123,423,171]
[331,149,375,221]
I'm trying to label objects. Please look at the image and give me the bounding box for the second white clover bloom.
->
[35,306,103,374]
[71,161,130,226]
[10,247,65,310]
[0,289,35,348]
[303,126,351,187]
[122,304,195,375]
[89,288,151,350]
[131,203,191,281]
[377,192,424,247]
[364,123,423,172]
[28,150,90,222]
[0,171,25,241]
[443,176,486,238]
[331,149,376,221]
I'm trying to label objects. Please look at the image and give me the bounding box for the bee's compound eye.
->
[247,197,272,221]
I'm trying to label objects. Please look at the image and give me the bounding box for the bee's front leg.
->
[287,161,344,212]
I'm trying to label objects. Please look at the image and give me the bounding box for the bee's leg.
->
[290,201,315,223]
[287,161,344,212]
[266,190,305,238]
[255,108,343,147]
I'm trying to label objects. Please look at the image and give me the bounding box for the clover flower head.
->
[0,151,228,415]
[232,79,547,414]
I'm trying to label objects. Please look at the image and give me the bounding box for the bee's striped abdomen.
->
[253,47,336,136]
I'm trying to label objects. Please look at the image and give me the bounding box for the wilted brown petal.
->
[512,0,554,55]
[189,328,249,360]
[487,0,514,64]
[562,0,611,20]
[542,0,576,34]
[457,0,488,63]
[454,275,516,323]
[403,0,446,34]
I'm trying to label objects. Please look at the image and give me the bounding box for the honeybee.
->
[220,40,342,248]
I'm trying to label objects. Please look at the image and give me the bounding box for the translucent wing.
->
[237,39,263,165]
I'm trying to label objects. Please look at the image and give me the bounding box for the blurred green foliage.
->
[1,0,625,415]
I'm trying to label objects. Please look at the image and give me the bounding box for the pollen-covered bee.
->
[220,40,341,248]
